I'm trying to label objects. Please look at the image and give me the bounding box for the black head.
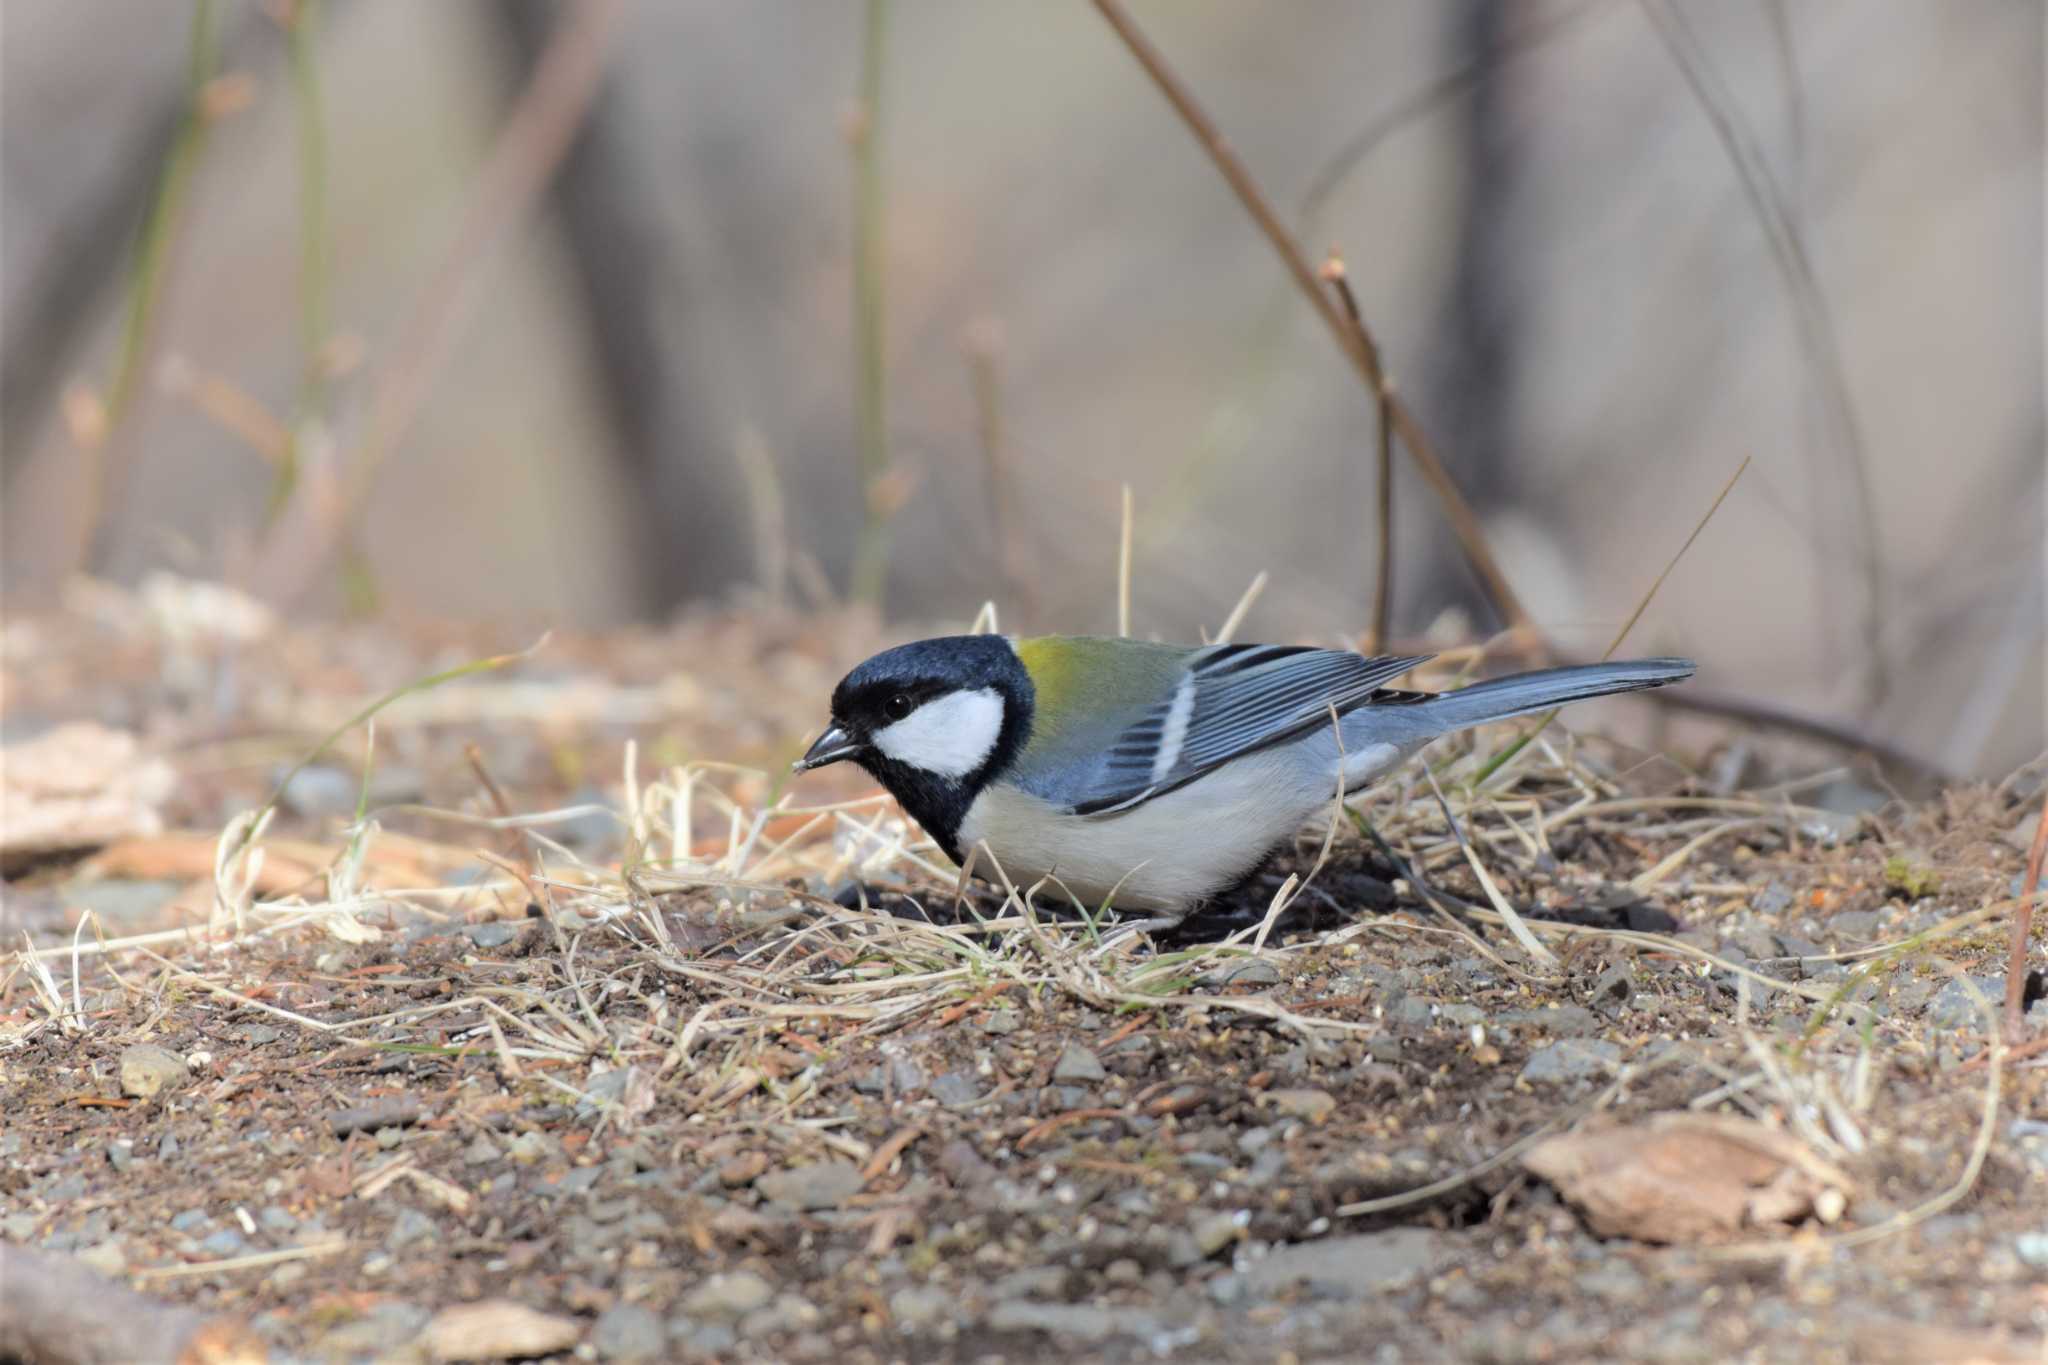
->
[794,635,1034,861]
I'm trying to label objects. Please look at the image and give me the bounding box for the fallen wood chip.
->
[1521,1112,1852,1244]
[0,1243,264,1365]
[329,1096,426,1137]
[421,1299,581,1363]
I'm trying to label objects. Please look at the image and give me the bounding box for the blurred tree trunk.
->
[1413,0,1521,636]
[494,0,752,615]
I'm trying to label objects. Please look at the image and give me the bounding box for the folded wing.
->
[1071,645,1433,816]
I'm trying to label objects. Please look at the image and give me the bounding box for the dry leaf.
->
[1522,1112,1852,1243]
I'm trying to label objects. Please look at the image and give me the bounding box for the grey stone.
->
[464,921,524,949]
[119,1043,188,1098]
[593,1302,665,1360]
[198,1228,247,1258]
[928,1070,984,1106]
[319,1301,431,1357]
[756,1161,863,1211]
[1520,1039,1622,1085]
[1200,957,1283,989]
[464,1135,501,1165]
[158,1133,179,1161]
[1052,1042,1107,1083]
[2,1213,41,1240]
[170,1209,211,1233]
[241,1024,282,1046]
[1829,910,1881,940]
[505,1131,551,1163]
[684,1271,776,1320]
[1245,1228,1445,1296]
[387,1207,436,1248]
[374,1126,405,1150]
[1437,1002,1485,1027]
[1578,1257,1647,1301]
[1207,1271,1249,1305]
[1387,996,1436,1029]
[258,1206,297,1232]
[2017,1232,2048,1270]
[1927,975,2004,1029]
[106,1141,134,1173]
[1267,1088,1336,1123]
[739,1293,821,1339]
[578,1068,635,1118]
[985,1300,1158,1342]
[1751,881,1794,915]
[888,1285,955,1334]
[676,1322,737,1356]
[981,1009,1021,1035]
[553,1166,603,1197]
[1191,1210,1243,1256]
[886,1051,927,1095]
[42,1175,86,1202]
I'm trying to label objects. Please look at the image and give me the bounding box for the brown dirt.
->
[3,591,2044,1363]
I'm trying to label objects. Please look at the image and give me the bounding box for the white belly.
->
[956,739,1405,912]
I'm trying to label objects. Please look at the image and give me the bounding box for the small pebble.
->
[199,1228,247,1258]
[1200,958,1283,989]
[684,1271,775,1320]
[1052,1043,1107,1083]
[1266,1088,1336,1124]
[119,1043,188,1099]
[1520,1039,1622,1086]
[592,1301,665,1361]
[756,1161,863,1211]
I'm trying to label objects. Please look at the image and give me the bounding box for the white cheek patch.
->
[871,688,1005,779]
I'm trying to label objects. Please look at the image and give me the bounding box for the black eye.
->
[883,693,913,721]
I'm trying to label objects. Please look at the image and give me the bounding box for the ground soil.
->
[3,595,2044,1363]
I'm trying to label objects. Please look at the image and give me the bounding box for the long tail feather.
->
[1417,658,1696,732]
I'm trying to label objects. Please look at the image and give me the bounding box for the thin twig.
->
[1090,0,1531,637]
[1214,570,1266,645]
[1320,251,1394,650]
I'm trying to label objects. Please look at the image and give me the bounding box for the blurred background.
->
[2,0,2041,777]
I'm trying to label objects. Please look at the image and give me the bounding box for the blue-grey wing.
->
[1069,645,1434,815]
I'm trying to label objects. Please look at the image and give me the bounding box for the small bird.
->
[795,635,1692,924]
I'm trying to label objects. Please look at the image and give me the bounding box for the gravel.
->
[985,1300,1161,1342]
[1520,1039,1623,1085]
[757,1161,863,1211]
[684,1271,776,1320]
[1245,1228,1446,1296]
[1927,975,2005,1029]
[592,1302,665,1360]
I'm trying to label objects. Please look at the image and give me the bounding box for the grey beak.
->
[794,724,863,772]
